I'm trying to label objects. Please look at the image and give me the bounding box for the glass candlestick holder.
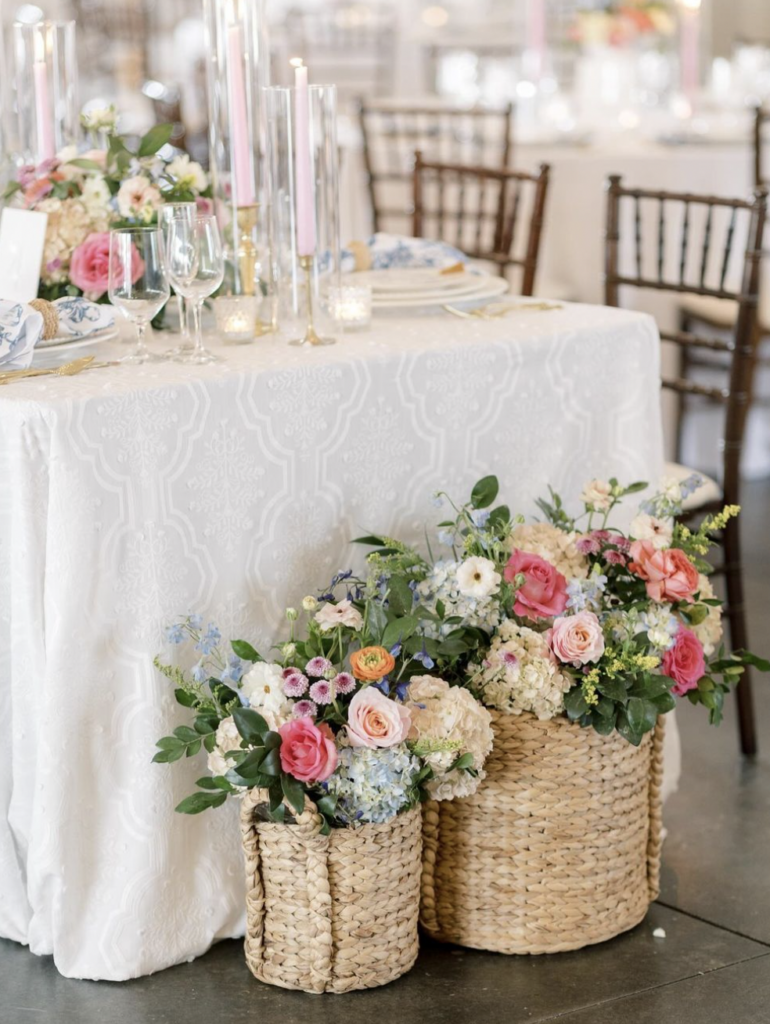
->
[12,20,79,164]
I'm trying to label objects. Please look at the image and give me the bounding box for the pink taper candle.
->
[33,29,55,162]
[526,0,546,80]
[293,59,316,258]
[679,0,701,100]
[226,18,256,206]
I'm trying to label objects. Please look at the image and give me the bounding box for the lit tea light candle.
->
[330,284,372,330]
[214,294,260,343]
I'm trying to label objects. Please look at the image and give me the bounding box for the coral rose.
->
[278,718,338,783]
[629,541,699,603]
[70,232,143,299]
[349,645,396,681]
[549,611,605,667]
[346,687,411,748]
[504,549,568,621]
[662,627,706,696]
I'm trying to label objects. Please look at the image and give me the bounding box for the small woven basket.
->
[420,710,664,955]
[240,793,423,993]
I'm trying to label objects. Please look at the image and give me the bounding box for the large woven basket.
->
[240,793,423,993]
[420,710,664,955]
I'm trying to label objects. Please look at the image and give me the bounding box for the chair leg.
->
[723,519,757,756]
[675,311,691,463]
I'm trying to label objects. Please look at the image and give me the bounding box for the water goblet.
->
[108,227,170,364]
[159,202,197,354]
[166,215,225,364]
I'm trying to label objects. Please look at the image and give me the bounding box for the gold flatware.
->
[443,301,563,321]
[0,355,117,385]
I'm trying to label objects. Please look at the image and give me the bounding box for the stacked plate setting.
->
[355,268,509,311]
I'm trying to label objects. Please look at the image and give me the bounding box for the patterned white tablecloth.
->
[0,302,665,980]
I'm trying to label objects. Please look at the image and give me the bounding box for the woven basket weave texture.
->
[420,710,664,955]
[241,794,423,993]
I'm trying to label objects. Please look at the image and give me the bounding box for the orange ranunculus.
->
[349,646,396,682]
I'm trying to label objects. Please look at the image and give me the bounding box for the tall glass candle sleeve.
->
[203,0,274,330]
[12,20,79,165]
[264,83,341,346]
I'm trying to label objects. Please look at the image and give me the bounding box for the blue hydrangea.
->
[325,744,421,824]
[470,509,490,528]
[566,571,608,613]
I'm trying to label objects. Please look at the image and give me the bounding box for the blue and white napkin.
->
[341,233,468,274]
[0,297,115,371]
[0,302,43,370]
[51,297,115,338]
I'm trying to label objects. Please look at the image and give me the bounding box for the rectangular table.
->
[0,302,664,979]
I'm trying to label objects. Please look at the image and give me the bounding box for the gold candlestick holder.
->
[235,203,273,337]
[289,254,335,347]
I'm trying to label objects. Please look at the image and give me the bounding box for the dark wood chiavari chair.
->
[412,153,550,296]
[605,174,768,756]
[359,102,513,234]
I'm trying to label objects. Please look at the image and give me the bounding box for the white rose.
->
[207,716,243,777]
[581,479,613,511]
[659,476,683,502]
[455,557,501,599]
[629,513,674,550]
[166,154,208,193]
[117,175,162,222]
[314,599,364,632]
[302,595,319,612]
[691,574,723,658]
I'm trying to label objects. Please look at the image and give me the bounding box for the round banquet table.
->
[0,302,671,980]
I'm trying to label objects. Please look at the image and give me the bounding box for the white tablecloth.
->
[0,303,666,980]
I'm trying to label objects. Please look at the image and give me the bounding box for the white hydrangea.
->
[471,620,572,720]
[638,604,679,651]
[207,716,243,777]
[415,559,501,638]
[692,574,723,657]
[406,675,494,801]
[240,661,293,729]
[509,523,589,580]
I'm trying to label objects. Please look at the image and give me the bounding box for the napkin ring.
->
[347,240,372,273]
[29,299,60,340]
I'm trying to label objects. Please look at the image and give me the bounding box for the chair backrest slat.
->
[360,101,513,233]
[413,155,551,296]
[604,173,768,505]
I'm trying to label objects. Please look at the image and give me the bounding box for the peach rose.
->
[629,541,699,604]
[346,687,411,748]
[278,718,337,783]
[349,645,396,681]
[548,611,605,667]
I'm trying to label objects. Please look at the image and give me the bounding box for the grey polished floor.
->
[2,483,769,1024]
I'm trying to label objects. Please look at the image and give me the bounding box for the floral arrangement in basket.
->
[2,106,212,303]
[354,474,768,748]
[571,2,676,47]
[154,575,493,830]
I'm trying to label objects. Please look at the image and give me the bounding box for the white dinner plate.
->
[36,327,118,351]
[372,275,509,310]
[355,267,472,294]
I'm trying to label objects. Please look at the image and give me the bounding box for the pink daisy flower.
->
[283,672,309,697]
[309,680,333,705]
[577,536,600,555]
[605,549,627,565]
[306,656,333,678]
[333,672,355,694]
[613,536,632,552]
[292,700,318,718]
[592,530,612,542]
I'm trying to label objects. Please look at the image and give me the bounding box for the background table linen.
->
[0,303,666,980]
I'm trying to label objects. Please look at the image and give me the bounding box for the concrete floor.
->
[2,482,769,1024]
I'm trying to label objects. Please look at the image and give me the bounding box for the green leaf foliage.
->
[471,475,499,509]
[137,123,174,157]
[175,791,227,814]
[231,639,261,662]
[381,615,418,651]
[388,576,414,617]
[281,773,306,817]
[233,707,268,744]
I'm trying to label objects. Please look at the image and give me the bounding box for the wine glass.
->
[108,228,170,364]
[166,214,225,364]
[159,202,196,354]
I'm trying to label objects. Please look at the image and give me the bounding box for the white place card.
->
[0,208,48,303]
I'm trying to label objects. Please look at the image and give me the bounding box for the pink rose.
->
[70,232,144,299]
[662,627,706,696]
[549,611,605,667]
[346,687,411,749]
[504,549,568,621]
[278,718,338,783]
[629,541,699,604]
[196,196,214,216]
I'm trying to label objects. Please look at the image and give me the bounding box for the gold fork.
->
[0,355,109,385]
